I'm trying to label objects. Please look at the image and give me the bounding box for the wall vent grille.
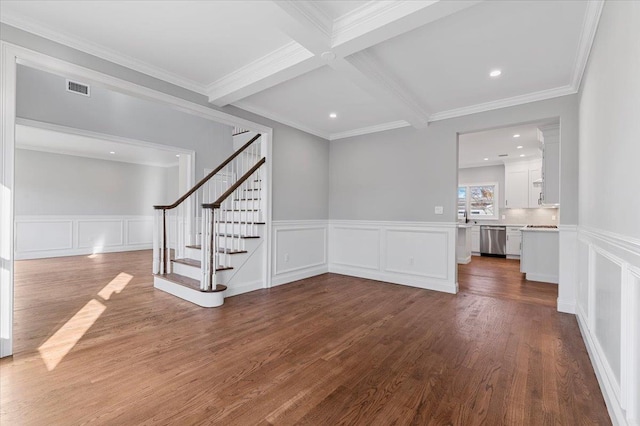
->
[66,79,90,97]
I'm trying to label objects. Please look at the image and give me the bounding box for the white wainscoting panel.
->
[15,215,154,259]
[15,220,73,253]
[271,220,328,287]
[558,225,578,313]
[577,226,640,426]
[329,221,457,294]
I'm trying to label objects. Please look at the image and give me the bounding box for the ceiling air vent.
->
[498,154,508,157]
[66,79,90,97]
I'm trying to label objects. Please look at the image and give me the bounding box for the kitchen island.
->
[520,227,559,283]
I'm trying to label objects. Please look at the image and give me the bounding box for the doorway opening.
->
[456,120,560,306]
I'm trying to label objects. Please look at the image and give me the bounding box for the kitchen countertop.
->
[520,227,559,232]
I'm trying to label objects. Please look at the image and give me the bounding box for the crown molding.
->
[0,15,208,95]
[428,84,577,123]
[279,0,333,40]
[206,41,316,105]
[330,120,410,141]
[233,101,330,141]
[570,0,604,91]
[345,51,430,128]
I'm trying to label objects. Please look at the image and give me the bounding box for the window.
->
[458,182,499,220]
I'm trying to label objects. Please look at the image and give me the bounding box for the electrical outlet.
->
[434,206,444,215]
[552,215,556,220]
[409,257,414,265]
[284,253,289,262]
[502,215,506,220]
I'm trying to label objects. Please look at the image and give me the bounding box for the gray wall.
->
[2,23,330,222]
[329,95,579,224]
[16,64,233,179]
[458,165,505,209]
[223,106,329,221]
[579,1,640,239]
[15,149,177,216]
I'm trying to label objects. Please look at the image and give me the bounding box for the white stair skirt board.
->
[154,276,224,308]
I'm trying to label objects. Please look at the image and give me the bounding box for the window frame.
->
[458,182,500,221]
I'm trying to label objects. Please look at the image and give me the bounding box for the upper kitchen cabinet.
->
[505,159,543,209]
[538,123,560,206]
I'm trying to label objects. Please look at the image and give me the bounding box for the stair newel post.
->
[162,208,168,274]
[153,208,160,274]
[200,207,208,291]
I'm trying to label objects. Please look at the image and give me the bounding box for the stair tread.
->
[233,198,261,201]
[218,233,260,239]
[218,221,265,224]
[155,273,227,293]
[185,245,247,254]
[172,258,233,272]
[222,209,260,212]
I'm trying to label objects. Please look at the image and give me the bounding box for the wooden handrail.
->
[202,157,266,209]
[153,133,261,210]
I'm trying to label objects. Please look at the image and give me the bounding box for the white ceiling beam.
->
[330,52,430,128]
[207,42,322,107]
[332,0,482,57]
[209,0,481,126]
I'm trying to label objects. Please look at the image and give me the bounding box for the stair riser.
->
[231,200,262,210]
[184,245,253,269]
[171,261,200,280]
[221,211,263,222]
[214,223,264,236]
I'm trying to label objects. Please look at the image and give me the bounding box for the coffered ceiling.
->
[0,1,603,140]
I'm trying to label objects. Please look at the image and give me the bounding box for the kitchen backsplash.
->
[467,208,559,226]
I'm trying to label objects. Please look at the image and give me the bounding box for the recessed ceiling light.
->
[516,145,523,149]
[489,69,502,77]
[176,154,180,158]
[513,134,520,138]
[109,151,115,154]
[329,112,337,119]
[484,157,489,161]
[520,154,525,157]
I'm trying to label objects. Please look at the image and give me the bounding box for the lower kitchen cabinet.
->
[506,227,522,257]
[471,226,480,254]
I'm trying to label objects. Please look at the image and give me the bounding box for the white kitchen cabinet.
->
[520,228,559,283]
[506,227,522,257]
[505,163,529,208]
[505,160,545,209]
[539,124,560,205]
[471,226,480,253]
[528,160,542,207]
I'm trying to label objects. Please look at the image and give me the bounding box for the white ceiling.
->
[0,0,603,141]
[16,123,182,168]
[458,123,551,169]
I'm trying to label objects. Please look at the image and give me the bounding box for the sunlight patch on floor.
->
[38,299,106,371]
[98,272,133,300]
[38,272,133,370]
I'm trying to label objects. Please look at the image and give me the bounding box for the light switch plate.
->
[434,206,444,215]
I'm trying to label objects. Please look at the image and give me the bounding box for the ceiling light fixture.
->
[176,154,180,158]
[517,145,523,149]
[484,157,489,161]
[109,151,115,154]
[513,134,520,138]
[489,69,502,77]
[329,113,337,119]
[520,154,525,157]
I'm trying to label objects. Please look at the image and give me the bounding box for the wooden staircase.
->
[152,134,265,307]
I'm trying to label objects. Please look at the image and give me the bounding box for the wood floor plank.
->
[0,250,611,425]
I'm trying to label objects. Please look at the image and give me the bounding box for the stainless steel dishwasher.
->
[480,225,506,257]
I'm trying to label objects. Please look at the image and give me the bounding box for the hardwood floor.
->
[1,250,609,425]
[458,255,558,307]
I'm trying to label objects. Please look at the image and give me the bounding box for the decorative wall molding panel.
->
[271,220,328,287]
[577,226,640,426]
[558,225,578,314]
[15,215,154,260]
[328,220,458,294]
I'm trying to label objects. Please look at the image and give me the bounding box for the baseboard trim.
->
[577,309,627,426]
[525,272,559,284]
[225,279,264,298]
[329,264,457,294]
[15,244,153,260]
[457,255,471,264]
[557,298,576,314]
[271,265,329,287]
